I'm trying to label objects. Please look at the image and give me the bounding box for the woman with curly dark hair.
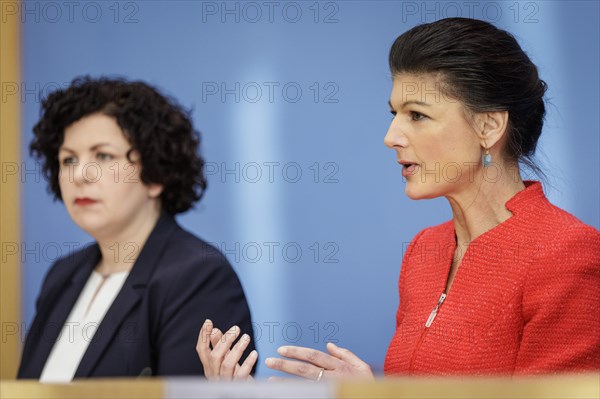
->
[17,76,256,381]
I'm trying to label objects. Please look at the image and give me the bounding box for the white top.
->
[39,270,129,383]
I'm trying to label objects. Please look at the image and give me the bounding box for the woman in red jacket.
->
[197,17,600,380]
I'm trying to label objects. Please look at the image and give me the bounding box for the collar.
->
[70,210,178,288]
[505,180,546,215]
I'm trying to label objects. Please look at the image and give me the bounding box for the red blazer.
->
[385,181,600,375]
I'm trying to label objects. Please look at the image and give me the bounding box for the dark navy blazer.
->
[17,212,255,378]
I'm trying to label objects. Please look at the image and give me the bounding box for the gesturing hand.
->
[196,319,257,381]
[265,342,374,382]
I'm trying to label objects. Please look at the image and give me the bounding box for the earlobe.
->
[148,184,164,199]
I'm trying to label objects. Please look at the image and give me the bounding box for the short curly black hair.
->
[30,76,206,215]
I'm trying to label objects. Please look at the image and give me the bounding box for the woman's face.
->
[58,113,162,240]
[384,73,484,200]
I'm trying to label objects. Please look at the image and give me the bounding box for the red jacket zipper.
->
[408,292,447,374]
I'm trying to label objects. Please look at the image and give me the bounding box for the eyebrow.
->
[59,143,116,153]
[388,100,431,109]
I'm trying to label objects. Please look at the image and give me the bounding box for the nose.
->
[70,161,98,185]
[65,163,85,186]
[384,118,409,149]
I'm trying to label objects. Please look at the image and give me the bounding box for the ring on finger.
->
[315,367,325,382]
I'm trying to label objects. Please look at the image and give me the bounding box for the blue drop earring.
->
[482,145,492,167]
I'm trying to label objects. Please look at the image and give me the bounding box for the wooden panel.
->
[0,0,22,380]
[0,379,164,399]
[338,374,600,399]
[1,375,598,398]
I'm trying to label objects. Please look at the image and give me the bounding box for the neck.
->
[446,163,525,248]
[95,203,162,275]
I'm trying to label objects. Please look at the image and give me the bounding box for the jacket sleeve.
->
[149,243,255,377]
[514,225,600,374]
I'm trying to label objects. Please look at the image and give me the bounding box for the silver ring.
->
[315,368,325,382]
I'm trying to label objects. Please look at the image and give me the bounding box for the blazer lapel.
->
[26,245,99,377]
[74,212,178,377]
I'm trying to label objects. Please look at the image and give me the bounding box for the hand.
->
[196,319,257,381]
[265,342,374,382]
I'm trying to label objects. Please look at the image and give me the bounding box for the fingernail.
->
[250,350,257,357]
[242,334,250,342]
[277,346,287,355]
[265,357,274,366]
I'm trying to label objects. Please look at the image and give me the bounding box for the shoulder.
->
[165,224,227,261]
[145,224,248,316]
[513,183,598,244]
[520,207,600,306]
[527,203,600,268]
[401,220,453,265]
[34,243,97,307]
[406,220,454,251]
[40,243,97,285]
[152,223,239,285]
[415,220,454,241]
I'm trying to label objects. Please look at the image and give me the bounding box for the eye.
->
[96,152,114,161]
[410,111,427,121]
[60,156,78,166]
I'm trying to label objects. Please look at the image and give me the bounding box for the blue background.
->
[17,0,600,377]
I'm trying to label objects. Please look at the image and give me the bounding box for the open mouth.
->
[399,161,419,176]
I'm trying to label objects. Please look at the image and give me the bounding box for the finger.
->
[229,333,252,365]
[326,342,365,367]
[220,333,251,377]
[211,327,238,368]
[265,357,323,381]
[234,349,258,380]
[212,325,240,363]
[277,345,338,370]
[210,328,223,349]
[234,364,255,381]
[196,319,214,364]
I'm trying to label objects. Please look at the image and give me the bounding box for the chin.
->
[69,213,108,237]
[404,181,441,200]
